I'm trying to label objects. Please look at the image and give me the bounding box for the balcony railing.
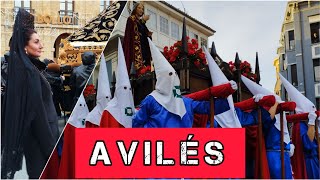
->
[58,10,79,25]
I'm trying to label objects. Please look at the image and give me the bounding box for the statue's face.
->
[135,4,144,17]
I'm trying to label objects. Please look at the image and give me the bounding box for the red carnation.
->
[139,68,146,75]
[230,65,235,71]
[146,65,151,72]
[169,56,176,63]
[188,49,195,55]
[191,39,197,44]
[198,52,205,60]
[194,60,200,67]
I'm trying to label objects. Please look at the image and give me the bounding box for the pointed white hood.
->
[241,75,290,143]
[279,74,319,131]
[85,55,111,126]
[279,73,316,114]
[203,46,241,128]
[241,75,283,103]
[68,94,89,128]
[148,38,186,118]
[104,38,135,128]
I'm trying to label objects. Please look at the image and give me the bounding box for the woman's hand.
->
[148,31,153,38]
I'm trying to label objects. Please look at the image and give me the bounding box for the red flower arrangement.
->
[137,65,151,76]
[228,60,257,81]
[83,84,96,98]
[163,37,207,69]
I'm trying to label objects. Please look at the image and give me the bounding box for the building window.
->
[59,0,76,24]
[171,22,179,39]
[14,0,31,9]
[288,30,295,50]
[160,16,169,35]
[189,31,198,43]
[314,58,320,82]
[14,0,32,13]
[290,64,298,86]
[100,0,109,12]
[281,54,285,70]
[200,37,207,48]
[60,0,73,16]
[310,22,319,44]
[146,9,157,30]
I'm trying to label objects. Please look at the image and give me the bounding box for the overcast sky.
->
[168,1,288,92]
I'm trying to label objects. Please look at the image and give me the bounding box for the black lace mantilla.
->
[16,8,34,31]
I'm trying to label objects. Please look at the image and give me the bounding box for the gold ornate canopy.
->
[57,39,106,66]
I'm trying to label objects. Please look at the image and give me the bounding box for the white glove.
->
[229,80,238,91]
[61,75,65,81]
[308,112,317,126]
[253,94,264,103]
[289,143,295,157]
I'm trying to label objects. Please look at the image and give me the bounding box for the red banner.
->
[75,128,245,178]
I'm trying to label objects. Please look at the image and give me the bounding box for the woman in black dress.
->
[1,9,59,179]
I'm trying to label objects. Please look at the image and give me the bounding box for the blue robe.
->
[212,108,292,179]
[263,120,292,179]
[132,96,229,128]
[300,122,319,179]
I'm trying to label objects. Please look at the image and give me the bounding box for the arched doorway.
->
[53,33,70,60]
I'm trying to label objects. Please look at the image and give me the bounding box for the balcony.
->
[58,10,79,25]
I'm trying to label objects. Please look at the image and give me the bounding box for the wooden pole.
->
[257,106,263,178]
[210,93,215,128]
[280,111,285,179]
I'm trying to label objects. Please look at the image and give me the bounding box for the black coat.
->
[2,57,59,179]
[2,9,58,179]
[23,58,59,178]
[69,51,95,106]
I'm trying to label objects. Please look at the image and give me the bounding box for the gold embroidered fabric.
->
[68,1,126,42]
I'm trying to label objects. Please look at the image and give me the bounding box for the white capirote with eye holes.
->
[104,38,135,128]
[148,38,186,118]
